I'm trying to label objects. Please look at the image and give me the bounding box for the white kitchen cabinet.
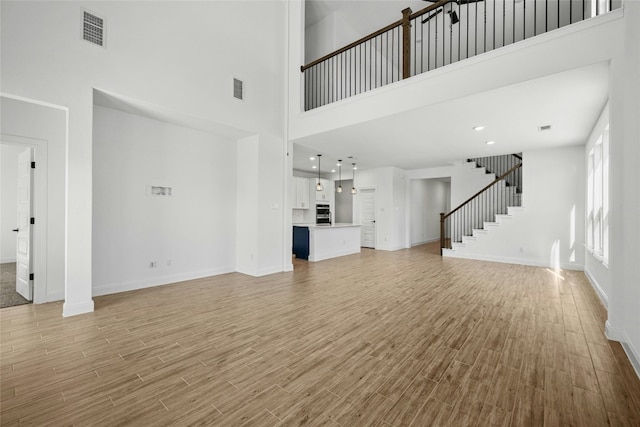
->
[315,178,332,202]
[293,176,311,209]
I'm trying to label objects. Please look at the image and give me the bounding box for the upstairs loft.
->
[301,0,620,111]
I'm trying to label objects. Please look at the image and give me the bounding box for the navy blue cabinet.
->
[292,226,309,260]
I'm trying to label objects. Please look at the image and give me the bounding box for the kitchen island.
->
[292,224,361,262]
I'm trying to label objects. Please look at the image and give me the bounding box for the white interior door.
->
[15,148,33,301]
[360,189,376,248]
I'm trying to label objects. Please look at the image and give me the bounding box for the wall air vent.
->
[82,10,105,47]
[233,78,244,100]
[538,125,552,132]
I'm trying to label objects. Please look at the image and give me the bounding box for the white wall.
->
[607,0,640,374]
[446,146,585,269]
[0,97,67,303]
[450,161,497,207]
[584,102,610,305]
[410,179,450,246]
[92,105,236,295]
[335,178,353,223]
[1,1,287,314]
[0,144,22,263]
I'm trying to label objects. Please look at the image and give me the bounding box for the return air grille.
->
[233,78,243,100]
[82,11,104,47]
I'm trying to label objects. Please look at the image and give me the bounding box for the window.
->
[587,124,609,264]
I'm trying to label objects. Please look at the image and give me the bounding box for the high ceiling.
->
[292,61,609,175]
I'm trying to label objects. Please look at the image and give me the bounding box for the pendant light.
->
[336,160,343,193]
[351,163,358,195]
[316,154,323,191]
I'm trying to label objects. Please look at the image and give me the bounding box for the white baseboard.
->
[622,340,640,379]
[605,321,624,341]
[411,238,439,247]
[584,268,608,308]
[92,266,235,297]
[443,251,584,271]
[256,265,285,277]
[605,322,640,379]
[1,257,16,264]
[63,300,95,317]
[376,244,406,252]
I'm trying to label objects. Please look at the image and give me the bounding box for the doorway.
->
[360,188,376,248]
[1,144,33,308]
[409,178,451,247]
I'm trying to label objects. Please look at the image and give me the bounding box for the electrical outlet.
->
[149,261,157,268]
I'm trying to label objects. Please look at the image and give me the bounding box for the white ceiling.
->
[292,61,609,174]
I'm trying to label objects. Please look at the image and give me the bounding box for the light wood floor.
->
[1,243,639,426]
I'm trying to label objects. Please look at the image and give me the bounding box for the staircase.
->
[440,154,523,256]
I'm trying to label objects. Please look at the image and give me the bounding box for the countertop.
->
[293,223,361,229]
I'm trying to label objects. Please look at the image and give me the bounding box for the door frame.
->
[354,185,377,249]
[1,135,48,304]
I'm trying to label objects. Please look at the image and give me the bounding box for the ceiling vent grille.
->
[233,78,244,100]
[538,124,552,132]
[82,11,105,47]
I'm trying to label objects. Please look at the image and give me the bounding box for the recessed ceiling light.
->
[331,169,336,173]
[312,165,317,169]
[336,163,342,166]
[485,140,495,145]
[473,125,486,131]
[353,166,358,170]
[309,156,315,161]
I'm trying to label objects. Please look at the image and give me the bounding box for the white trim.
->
[376,244,407,252]
[584,268,608,308]
[605,322,640,379]
[255,266,285,277]
[62,300,94,317]
[605,321,623,341]
[0,92,68,112]
[622,340,640,380]
[443,251,584,271]
[1,258,17,264]
[92,266,235,297]
[411,238,440,247]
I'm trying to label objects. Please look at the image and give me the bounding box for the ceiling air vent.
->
[538,124,552,132]
[233,78,244,100]
[82,10,105,47]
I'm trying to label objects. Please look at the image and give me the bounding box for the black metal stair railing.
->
[440,160,522,255]
[468,153,523,193]
[302,0,618,111]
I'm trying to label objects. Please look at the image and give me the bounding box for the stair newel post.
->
[402,8,412,79]
[440,212,445,255]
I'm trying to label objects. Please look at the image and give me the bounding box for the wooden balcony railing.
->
[302,0,618,111]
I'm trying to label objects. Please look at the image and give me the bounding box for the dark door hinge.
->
[31,161,36,169]
[29,273,34,281]
[30,217,35,225]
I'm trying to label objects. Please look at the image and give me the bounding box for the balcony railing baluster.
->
[302,0,618,111]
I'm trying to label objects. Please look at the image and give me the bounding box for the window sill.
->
[586,247,608,268]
